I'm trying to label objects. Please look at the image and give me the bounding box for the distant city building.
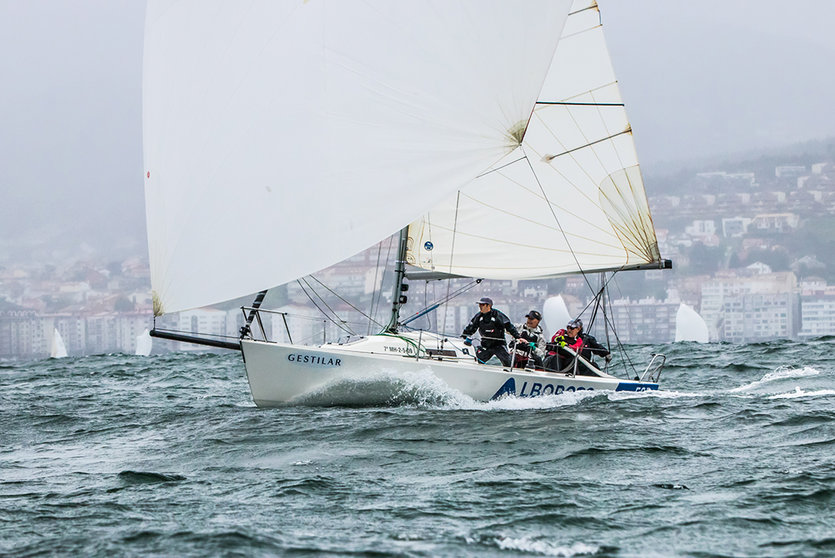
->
[700,271,799,342]
[811,162,829,175]
[609,298,678,344]
[751,213,798,233]
[721,217,752,238]
[798,280,835,338]
[799,295,835,338]
[775,165,806,178]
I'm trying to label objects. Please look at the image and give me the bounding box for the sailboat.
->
[135,329,153,357]
[50,328,68,359]
[542,296,572,339]
[143,0,670,406]
[675,304,710,343]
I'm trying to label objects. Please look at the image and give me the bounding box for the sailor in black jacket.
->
[461,297,520,367]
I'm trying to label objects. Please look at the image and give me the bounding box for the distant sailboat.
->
[50,328,68,359]
[675,303,709,343]
[135,329,153,356]
[542,295,572,339]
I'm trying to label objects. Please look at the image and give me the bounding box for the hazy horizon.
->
[2,0,834,264]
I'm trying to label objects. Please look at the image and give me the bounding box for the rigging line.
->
[540,116,632,188]
[296,279,354,336]
[537,101,624,107]
[526,118,622,222]
[401,280,483,335]
[367,240,385,335]
[452,190,623,249]
[522,148,597,297]
[474,156,526,179]
[309,275,383,329]
[606,273,640,378]
[403,279,482,321]
[442,191,462,335]
[602,297,638,380]
[536,103,650,261]
[572,271,638,378]
[373,235,395,329]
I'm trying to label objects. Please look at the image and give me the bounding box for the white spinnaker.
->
[407,0,661,278]
[143,1,572,315]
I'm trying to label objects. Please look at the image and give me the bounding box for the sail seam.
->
[454,192,622,250]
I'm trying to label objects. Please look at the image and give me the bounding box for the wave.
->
[117,471,187,484]
[769,387,835,400]
[292,369,472,407]
[291,368,617,411]
[492,537,601,557]
[729,366,821,393]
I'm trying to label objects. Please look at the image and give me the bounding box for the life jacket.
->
[546,329,583,354]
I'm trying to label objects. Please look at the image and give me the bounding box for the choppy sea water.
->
[1,340,833,557]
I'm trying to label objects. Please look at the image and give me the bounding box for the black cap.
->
[477,297,493,306]
[567,318,583,329]
[525,310,542,320]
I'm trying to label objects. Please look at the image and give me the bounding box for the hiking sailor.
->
[510,309,546,370]
[544,318,611,375]
[461,297,520,367]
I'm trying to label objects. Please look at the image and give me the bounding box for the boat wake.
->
[291,368,472,407]
[289,367,663,410]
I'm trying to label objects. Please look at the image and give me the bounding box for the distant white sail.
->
[542,295,572,339]
[408,0,661,279]
[143,1,572,315]
[50,328,68,359]
[675,303,709,343]
[135,329,153,356]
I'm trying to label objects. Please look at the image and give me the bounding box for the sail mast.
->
[384,227,410,333]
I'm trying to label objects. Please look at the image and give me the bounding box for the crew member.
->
[544,318,612,374]
[461,297,520,367]
[511,310,546,369]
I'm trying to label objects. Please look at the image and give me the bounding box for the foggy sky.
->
[2,1,834,262]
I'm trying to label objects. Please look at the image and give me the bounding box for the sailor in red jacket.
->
[549,319,584,352]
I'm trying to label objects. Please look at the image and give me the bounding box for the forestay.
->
[407,0,662,279]
[143,0,573,315]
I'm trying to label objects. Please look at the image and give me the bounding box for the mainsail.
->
[407,0,661,279]
[143,1,573,315]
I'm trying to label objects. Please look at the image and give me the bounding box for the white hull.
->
[241,334,658,407]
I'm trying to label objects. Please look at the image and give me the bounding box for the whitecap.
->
[495,536,599,556]
[768,387,835,399]
[468,389,603,411]
[729,366,821,393]
[607,389,706,401]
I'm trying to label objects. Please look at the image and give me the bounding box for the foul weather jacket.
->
[462,309,520,348]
